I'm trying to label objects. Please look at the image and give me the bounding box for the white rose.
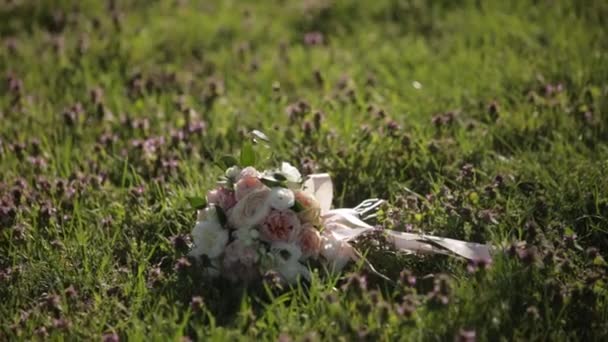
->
[233,227,260,246]
[225,166,242,180]
[271,241,302,261]
[189,220,229,258]
[281,162,302,183]
[196,205,218,223]
[271,242,310,283]
[228,187,271,228]
[269,187,295,210]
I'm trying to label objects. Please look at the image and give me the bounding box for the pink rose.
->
[238,166,260,180]
[297,224,322,259]
[260,209,301,243]
[235,176,265,201]
[294,190,321,225]
[207,187,236,211]
[222,240,260,282]
[228,187,271,228]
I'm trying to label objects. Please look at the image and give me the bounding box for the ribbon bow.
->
[304,174,492,270]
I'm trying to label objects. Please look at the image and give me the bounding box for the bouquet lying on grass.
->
[188,139,491,284]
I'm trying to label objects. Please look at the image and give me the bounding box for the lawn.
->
[1,0,607,340]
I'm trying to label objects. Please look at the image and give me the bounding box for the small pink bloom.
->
[207,187,236,211]
[235,176,265,201]
[294,190,321,225]
[297,224,322,259]
[238,166,260,180]
[222,240,260,282]
[260,209,301,243]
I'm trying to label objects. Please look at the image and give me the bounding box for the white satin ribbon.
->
[303,174,492,266]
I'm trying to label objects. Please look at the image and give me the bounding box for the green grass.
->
[1,0,608,340]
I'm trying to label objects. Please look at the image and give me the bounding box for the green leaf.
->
[593,256,607,266]
[260,177,281,187]
[186,196,207,210]
[216,206,228,227]
[273,173,287,182]
[216,176,229,186]
[292,200,304,212]
[240,142,256,167]
[220,155,239,168]
[564,226,576,237]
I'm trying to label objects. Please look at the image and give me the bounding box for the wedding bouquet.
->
[188,157,491,285]
[190,135,490,283]
[188,161,351,283]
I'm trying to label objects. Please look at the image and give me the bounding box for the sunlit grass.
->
[1,0,607,340]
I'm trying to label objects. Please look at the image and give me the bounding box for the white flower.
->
[271,241,302,261]
[233,227,260,246]
[189,220,229,258]
[269,187,295,210]
[271,242,310,283]
[281,162,302,183]
[196,205,218,223]
[225,166,242,180]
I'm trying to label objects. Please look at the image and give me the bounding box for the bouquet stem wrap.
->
[306,174,492,268]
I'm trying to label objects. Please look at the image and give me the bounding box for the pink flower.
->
[294,191,321,225]
[238,166,260,180]
[321,231,354,272]
[235,176,265,201]
[228,187,271,228]
[260,209,301,243]
[222,240,260,282]
[207,187,236,211]
[297,224,322,259]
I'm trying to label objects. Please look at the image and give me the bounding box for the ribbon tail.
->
[387,231,452,256]
[423,234,492,261]
[386,231,492,261]
[321,196,493,274]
